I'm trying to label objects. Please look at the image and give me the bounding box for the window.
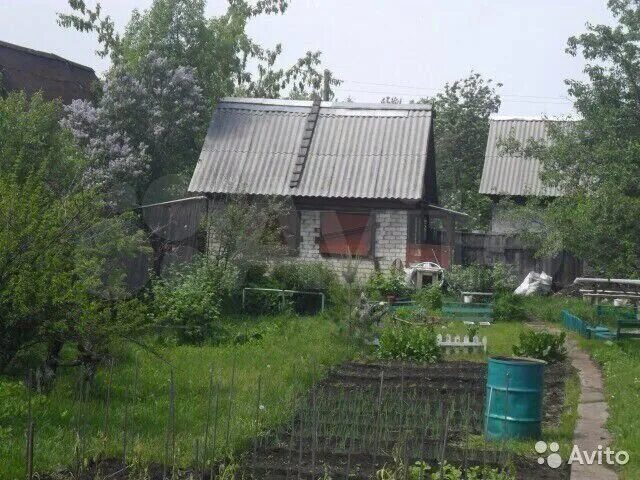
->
[319,212,373,257]
[279,210,300,255]
[407,212,444,244]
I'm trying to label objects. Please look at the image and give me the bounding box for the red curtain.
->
[319,212,372,256]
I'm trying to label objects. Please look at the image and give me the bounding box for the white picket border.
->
[437,334,487,354]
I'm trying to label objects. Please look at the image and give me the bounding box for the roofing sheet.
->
[188,98,433,200]
[479,117,564,197]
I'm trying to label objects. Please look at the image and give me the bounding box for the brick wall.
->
[206,201,409,283]
[298,209,408,282]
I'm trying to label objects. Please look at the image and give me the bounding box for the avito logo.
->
[535,441,629,469]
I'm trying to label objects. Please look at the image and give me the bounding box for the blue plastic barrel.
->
[484,356,545,440]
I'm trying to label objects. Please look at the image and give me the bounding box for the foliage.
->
[523,296,595,324]
[418,72,501,230]
[500,1,640,276]
[365,269,410,299]
[378,321,441,363]
[580,337,640,479]
[493,293,526,322]
[350,294,388,343]
[270,261,338,293]
[62,50,207,198]
[58,0,341,104]
[466,323,480,339]
[445,263,516,295]
[0,92,148,379]
[414,284,443,311]
[513,330,567,363]
[376,459,514,480]
[209,196,288,272]
[151,256,235,344]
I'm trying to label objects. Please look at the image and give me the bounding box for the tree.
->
[0,92,148,383]
[58,0,339,104]
[505,0,640,276]
[62,51,207,197]
[58,0,341,196]
[419,73,501,229]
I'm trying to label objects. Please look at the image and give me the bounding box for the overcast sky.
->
[1,0,614,116]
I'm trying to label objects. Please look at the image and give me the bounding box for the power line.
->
[335,87,572,105]
[339,79,572,102]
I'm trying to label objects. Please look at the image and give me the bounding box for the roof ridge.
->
[218,97,432,111]
[0,39,95,72]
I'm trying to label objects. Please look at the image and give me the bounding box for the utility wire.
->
[340,79,571,101]
[335,87,572,105]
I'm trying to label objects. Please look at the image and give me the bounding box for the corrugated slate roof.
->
[188,98,434,201]
[479,117,563,197]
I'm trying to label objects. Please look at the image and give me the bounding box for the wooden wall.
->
[454,232,583,287]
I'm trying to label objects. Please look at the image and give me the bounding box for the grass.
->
[0,313,354,480]
[523,295,595,324]
[523,295,640,478]
[439,321,528,359]
[576,338,640,480]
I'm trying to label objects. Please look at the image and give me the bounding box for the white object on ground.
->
[514,271,552,296]
[404,261,444,287]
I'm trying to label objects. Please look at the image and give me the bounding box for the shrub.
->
[365,271,387,299]
[493,293,526,322]
[445,263,516,294]
[152,256,235,344]
[271,261,338,312]
[414,284,443,312]
[378,321,441,363]
[491,262,518,293]
[513,329,567,363]
[365,269,410,299]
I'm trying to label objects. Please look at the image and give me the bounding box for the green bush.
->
[513,329,567,363]
[378,322,441,363]
[152,256,235,344]
[271,261,337,292]
[241,261,340,314]
[445,263,516,295]
[365,269,410,299]
[493,293,526,322]
[414,284,443,312]
[271,261,338,312]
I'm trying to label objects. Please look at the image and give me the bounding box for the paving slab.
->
[530,324,618,479]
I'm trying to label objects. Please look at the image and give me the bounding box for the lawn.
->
[523,295,640,479]
[575,338,640,480]
[0,313,354,479]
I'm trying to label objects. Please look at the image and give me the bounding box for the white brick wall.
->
[298,209,408,282]
[206,202,409,283]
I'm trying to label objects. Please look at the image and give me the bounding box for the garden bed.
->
[245,360,572,480]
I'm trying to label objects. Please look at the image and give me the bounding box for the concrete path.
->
[530,324,617,479]
[567,336,617,480]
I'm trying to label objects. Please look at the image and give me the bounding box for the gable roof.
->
[0,40,97,103]
[188,98,436,202]
[479,117,565,197]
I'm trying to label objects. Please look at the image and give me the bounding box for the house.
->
[476,116,582,285]
[188,98,463,280]
[0,40,97,103]
[478,117,564,234]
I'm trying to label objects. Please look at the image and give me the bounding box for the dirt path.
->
[530,323,617,480]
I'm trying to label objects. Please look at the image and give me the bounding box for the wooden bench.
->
[616,319,640,339]
[442,301,493,323]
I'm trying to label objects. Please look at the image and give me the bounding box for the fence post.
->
[26,370,34,480]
